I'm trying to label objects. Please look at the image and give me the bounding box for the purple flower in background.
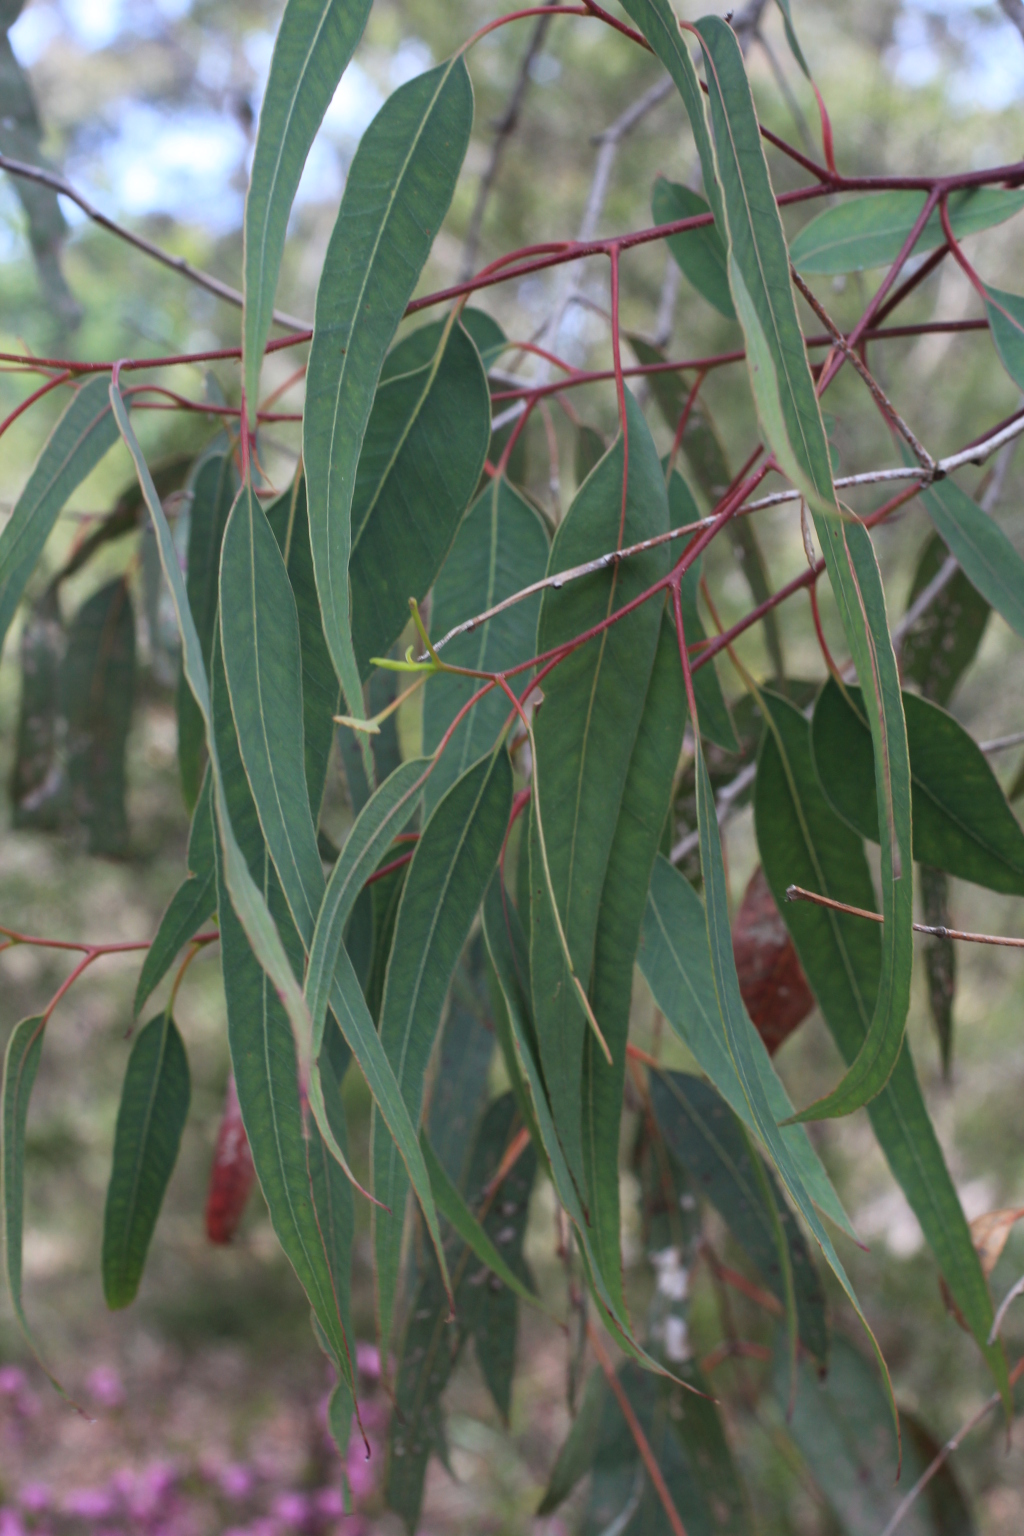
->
[218,1463,255,1500]
[270,1491,308,1528]
[0,1507,28,1536]
[354,1344,380,1384]
[87,1366,126,1410]
[17,1484,50,1515]
[128,1462,178,1519]
[314,1487,345,1519]
[0,1367,28,1397]
[64,1487,117,1521]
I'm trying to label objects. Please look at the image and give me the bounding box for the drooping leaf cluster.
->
[5,1,1024,1530]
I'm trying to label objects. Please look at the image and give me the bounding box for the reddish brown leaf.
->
[732,866,815,1054]
[205,1072,256,1245]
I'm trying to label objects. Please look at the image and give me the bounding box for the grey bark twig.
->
[460,1,559,281]
[0,151,307,331]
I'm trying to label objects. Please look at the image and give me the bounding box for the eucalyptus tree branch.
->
[999,0,1024,43]
[426,417,1023,664]
[879,1355,1024,1536]
[792,267,936,471]
[786,885,1024,946]
[0,152,307,331]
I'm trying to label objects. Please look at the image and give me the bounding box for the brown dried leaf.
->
[732,865,815,1054]
[970,1206,1024,1279]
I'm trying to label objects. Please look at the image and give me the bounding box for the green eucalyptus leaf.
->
[584,612,685,1318]
[617,0,723,226]
[351,318,491,675]
[536,1367,606,1514]
[102,1013,190,1309]
[306,757,428,1053]
[984,281,1024,393]
[111,384,314,1086]
[582,1361,744,1536]
[634,355,784,678]
[219,481,323,946]
[133,776,216,1018]
[812,679,1024,895]
[337,664,402,813]
[777,1335,976,1536]
[902,533,989,707]
[754,688,1006,1390]
[0,1015,64,1391]
[421,1132,541,1312]
[529,391,669,1192]
[483,874,659,1364]
[671,473,737,753]
[178,451,237,810]
[60,576,135,856]
[422,475,549,815]
[386,1093,535,1528]
[695,15,913,1121]
[652,178,734,318]
[688,723,891,1403]
[10,592,65,830]
[265,473,340,817]
[427,935,495,1185]
[215,831,357,1412]
[917,473,1024,642]
[242,0,372,407]
[639,854,856,1242]
[650,1070,828,1366]
[456,1096,536,1424]
[575,423,607,485]
[0,376,118,652]
[789,187,1024,274]
[374,747,512,1361]
[773,0,812,77]
[304,56,473,718]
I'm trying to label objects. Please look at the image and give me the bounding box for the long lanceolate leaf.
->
[690,731,897,1413]
[305,758,428,1055]
[422,475,549,816]
[918,474,1024,642]
[694,17,913,1120]
[304,57,473,719]
[350,318,492,677]
[110,385,449,1305]
[755,690,1008,1394]
[529,392,669,1194]
[482,880,671,1373]
[0,375,118,651]
[419,1132,543,1313]
[650,1071,828,1368]
[219,483,324,946]
[813,680,1024,895]
[583,613,685,1318]
[178,451,238,811]
[373,747,512,1361]
[135,774,215,1019]
[617,0,723,225]
[102,1014,190,1309]
[214,837,357,1407]
[242,0,373,409]
[110,386,312,1066]
[639,856,855,1241]
[0,1016,64,1393]
[265,474,341,816]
